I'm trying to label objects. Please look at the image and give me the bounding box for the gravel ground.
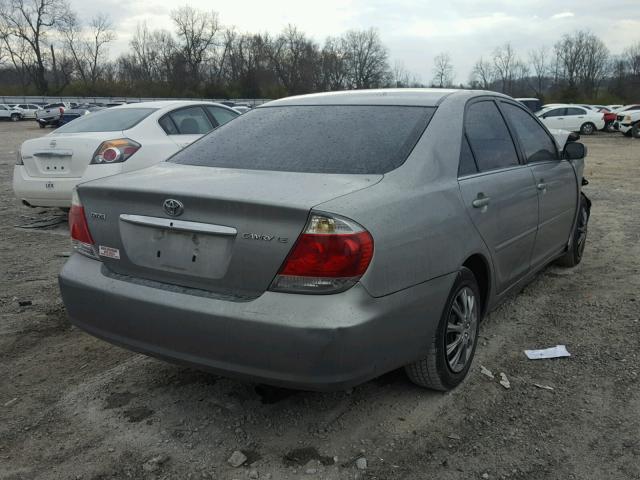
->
[1,121,639,480]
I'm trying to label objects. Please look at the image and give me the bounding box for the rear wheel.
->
[557,194,590,267]
[632,123,640,139]
[580,122,596,135]
[10,113,20,122]
[405,267,481,391]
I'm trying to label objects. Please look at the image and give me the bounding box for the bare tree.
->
[579,33,609,97]
[0,0,70,93]
[528,46,548,97]
[267,25,320,95]
[60,13,115,92]
[624,42,640,78]
[470,57,494,89]
[171,5,220,89]
[431,52,454,87]
[340,28,389,89]
[493,42,517,94]
[319,36,347,90]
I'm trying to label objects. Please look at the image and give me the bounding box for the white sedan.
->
[536,105,605,135]
[13,101,239,208]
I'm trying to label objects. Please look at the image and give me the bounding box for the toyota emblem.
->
[163,199,184,217]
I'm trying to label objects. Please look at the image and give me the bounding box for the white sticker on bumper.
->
[99,245,120,260]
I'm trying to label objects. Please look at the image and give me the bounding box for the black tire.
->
[557,193,591,267]
[623,130,632,137]
[632,123,640,139]
[405,267,482,391]
[604,122,616,133]
[38,121,45,129]
[10,113,20,122]
[580,122,596,135]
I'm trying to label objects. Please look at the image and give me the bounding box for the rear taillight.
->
[270,213,374,294]
[69,189,99,260]
[91,138,141,164]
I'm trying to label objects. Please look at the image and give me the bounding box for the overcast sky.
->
[69,0,640,84]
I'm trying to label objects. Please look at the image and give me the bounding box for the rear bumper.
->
[59,254,455,390]
[12,165,78,207]
[13,164,125,208]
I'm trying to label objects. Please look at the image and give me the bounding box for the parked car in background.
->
[536,105,605,134]
[0,104,23,122]
[13,101,239,208]
[516,98,542,112]
[58,89,591,392]
[35,102,72,128]
[607,104,624,111]
[614,109,640,138]
[11,104,43,119]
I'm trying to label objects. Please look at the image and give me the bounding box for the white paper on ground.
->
[524,345,571,360]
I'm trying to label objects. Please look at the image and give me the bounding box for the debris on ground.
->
[14,214,67,230]
[480,365,494,379]
[482,473,490,479]
[3,397,18,407]
[533,383,555,391]
[248,468,259,478]
[356,457,367,470]
[17,300,32,307]
[448,433,461,440]
[227,450,247,467]
[142,455,169,473]
[524,345,571,360]
[499,373,511,389]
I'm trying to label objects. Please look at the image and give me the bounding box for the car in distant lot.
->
[536,105,604,135]
[35,102,74,128]
[11,104,43,119]
[58,89,591,392]
[614,109,640,138]
[0,104,23,122]
[515,97,542,112]
[13,101,239,208]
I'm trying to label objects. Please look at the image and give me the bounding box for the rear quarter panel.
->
[316,93,492,298]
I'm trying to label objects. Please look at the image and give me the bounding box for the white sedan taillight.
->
[270,213,374,294]
[91,139,141,164]
[69,190,99,260]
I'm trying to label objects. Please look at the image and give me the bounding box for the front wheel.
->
[10,114,20,122]
[405,267,481,391]
[38,121,45,129]
[557,194,591,267]
[580,122,596,135]
[632,123,640,139]
[604,122,616,133]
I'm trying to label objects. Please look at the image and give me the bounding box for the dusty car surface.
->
[58,89,591,391]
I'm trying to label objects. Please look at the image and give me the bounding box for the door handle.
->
[537,181,547,190]
[472,194,491,208]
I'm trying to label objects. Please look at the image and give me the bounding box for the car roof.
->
[112,100,231,110]
[262,88,509,107]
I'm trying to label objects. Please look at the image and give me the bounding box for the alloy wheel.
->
[445,286,478,373]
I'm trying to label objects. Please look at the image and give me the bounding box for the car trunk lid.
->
[21,132,116,178]
[78,163,381,298]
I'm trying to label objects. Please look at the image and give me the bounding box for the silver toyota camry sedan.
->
[59,89,591,391]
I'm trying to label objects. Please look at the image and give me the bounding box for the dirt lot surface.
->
[1,121,639,480]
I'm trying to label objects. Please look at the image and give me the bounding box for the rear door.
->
[565,107,587,131]
[500,101,577,267]
[458,99,539,294]
[159,105,215,148]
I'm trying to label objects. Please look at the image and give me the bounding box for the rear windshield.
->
[169,105,435,174]
[54,108,156,133]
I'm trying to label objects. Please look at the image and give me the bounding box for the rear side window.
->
[54,108,156,133]
[206,106,238,126]
[565,107,585,116]
[465,101,519,172]
[458,135,478,176]
[167,106,213,134]
[502,103,557,163]
[170,105,435,174]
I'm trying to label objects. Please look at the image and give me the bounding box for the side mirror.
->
[564,142,587,160]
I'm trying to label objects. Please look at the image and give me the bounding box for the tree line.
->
[1,0,638,103]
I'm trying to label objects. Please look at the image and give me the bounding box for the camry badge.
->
[163,199,184,217]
